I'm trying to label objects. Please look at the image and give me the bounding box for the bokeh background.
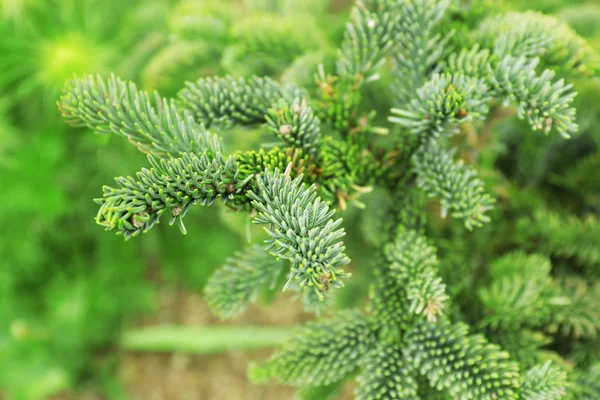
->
[1,0,599,399]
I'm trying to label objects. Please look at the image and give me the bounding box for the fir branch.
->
[548,277,600,339]
[384,229,448,322]
[315,0,400,131]
[247,168,350,301]
[265,98,321,158]
[444,45,491,79]
[178,76,302,128]
[525,211,600,268]
[389,73,490,139]
[478,252,555,328]
[393,0,452,106]
[58,74,206,157]
[249,311,375,386]
[443,47,579,138]
[95,135,251,238]
[412,139,495,229]
[485,329,552,370]
[487,56,578,138]
[405,320,520,400]
[550,152,600,196]
[355,343,419,400]
[235,147,308,182]
[389,185,428,234]
[369,265,412,341]
[314,137,389,208]
[205,245,285,319]
[520,362,568,400]
[479,275,553,329]
[337,0,400,81]
[230,14,325,67]
[478,11,600,76]
[572,363,600,400]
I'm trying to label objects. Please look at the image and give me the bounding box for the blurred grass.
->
[121,326,292,353]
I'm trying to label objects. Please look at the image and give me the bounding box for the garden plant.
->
[2,0,600,398]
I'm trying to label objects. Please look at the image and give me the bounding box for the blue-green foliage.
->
[3,0,600,398]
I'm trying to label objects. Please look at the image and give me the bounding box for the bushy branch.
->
[337,0,400,81]
[250,311,375,386]
[315,0,400,131]
[444,46,579,138]
[355,343,419,400]
[384,229,448,322]
[488,56,578,138]
[520,362,568,400]
[548,277,600,339]
[265,98,321,158]
[389,73,490,139]
[178,75,302,127]
[58,74,206,157]
[523,211,600,267]
[393,0,452,106]
[412,139,495,229]
[369,265,412,341]
[235,147,308,182]
[205,245,285,319]
[95,132,251,238]
[405,320,520,400]
[478,252,554,328]
[478,11,600,76]
[248,168,350,300]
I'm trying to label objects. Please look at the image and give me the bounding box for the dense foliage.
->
[2,0,600,399]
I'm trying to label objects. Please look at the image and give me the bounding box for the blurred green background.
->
[0,0,599,398]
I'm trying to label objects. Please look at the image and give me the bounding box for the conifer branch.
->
[405,320,520,400]
[355,343,419,400]
[389,73,490,139]
[485,330,551,370]
[337,0,400,81]
[524,211,600,267]
[205,245,286,319]
[444,45,491,79]
[51,1,599,396]
[478,11,600,76]
[488,56,578,138]
[95,134,251,238]
[393,0,452,106]
[384,229,448,322]
[548,277,600,339]
[412,139,495,229]
[58,74,206,157]
[317,137,382,199]
[444,47,579,138]
[235,147,308,182]
[250,311,375,386]
[572,363,600,399]
[315,0,401,131]
[550,152,600,196]
[178,76,302,128]
[369,265,412,341]
[247,168,350,301]
[520,362,568,400]
[478,252,555,328]
[265,98,321,158]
